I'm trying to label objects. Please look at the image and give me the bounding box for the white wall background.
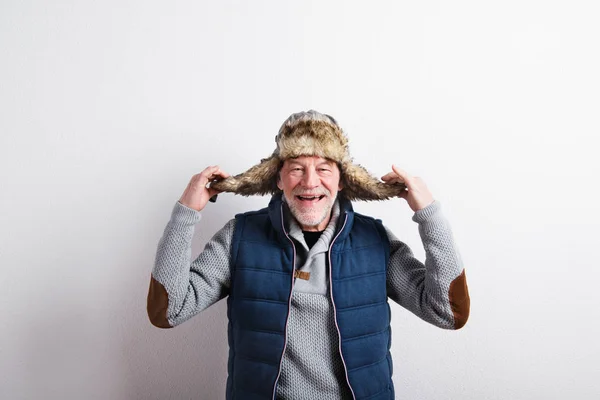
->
[1,0,599,399]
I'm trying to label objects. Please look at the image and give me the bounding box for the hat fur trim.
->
[210,156,406,201]
[209,112,406,201]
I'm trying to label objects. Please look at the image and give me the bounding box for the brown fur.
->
[210,118,407,201]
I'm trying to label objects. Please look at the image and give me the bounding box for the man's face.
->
[277,156,343,231]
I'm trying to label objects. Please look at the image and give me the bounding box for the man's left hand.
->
[381,165,434,212]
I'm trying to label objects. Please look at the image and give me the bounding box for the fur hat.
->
[210,110,406,201]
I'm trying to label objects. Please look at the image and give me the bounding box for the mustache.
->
[292,187,331,197]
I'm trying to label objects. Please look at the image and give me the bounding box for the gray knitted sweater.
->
[148,199,470,399]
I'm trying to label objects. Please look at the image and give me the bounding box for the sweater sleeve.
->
[385,200,470,330]
[147,201,235,328]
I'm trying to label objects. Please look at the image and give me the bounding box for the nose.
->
[301,167,320,188]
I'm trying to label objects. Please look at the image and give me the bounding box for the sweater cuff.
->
[170,201,202,227]
[411,200,441,224]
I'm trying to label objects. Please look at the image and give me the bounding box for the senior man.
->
[147,110,470,400]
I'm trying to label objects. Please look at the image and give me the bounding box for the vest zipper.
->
[328,213,357,400]
[271,204,297,400]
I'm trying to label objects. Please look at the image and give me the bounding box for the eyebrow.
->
[286,158,335,168]
[317,161,335,167]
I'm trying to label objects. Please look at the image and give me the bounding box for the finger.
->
[206,166,231,179]
[391,165,413,188]
[199,165,217,178]
[212,168,231,179]
[383,177,403,185]
[381,172,395,181]
[199,166,222,183]
[206,167,230,193]
[381,172,402,182]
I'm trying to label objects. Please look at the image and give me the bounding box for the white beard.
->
[284,189,337,230]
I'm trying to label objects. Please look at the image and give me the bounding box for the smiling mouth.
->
[296,195,326,203]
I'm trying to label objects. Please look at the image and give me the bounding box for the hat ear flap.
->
[210,156,281,196]
[341,163,406,201]
[210,157,406,201]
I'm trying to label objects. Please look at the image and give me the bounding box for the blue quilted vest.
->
[226,193,394,400]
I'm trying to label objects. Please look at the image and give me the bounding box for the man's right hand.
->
[178,166,230,212]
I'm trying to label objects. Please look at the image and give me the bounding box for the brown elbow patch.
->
[147,276,172,328]
[448,269,470,329]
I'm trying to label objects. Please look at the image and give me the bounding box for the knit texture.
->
[275,293,353,400]
[150,199,466,398]
[275,200,352,399]
[385,200,463,329]
[153,203,233,326]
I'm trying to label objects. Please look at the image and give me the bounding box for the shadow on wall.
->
[119,195,260,399]
[122,298,229,400]
[120,201,236,400]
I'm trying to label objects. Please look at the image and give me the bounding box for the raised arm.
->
[147,166,234,328]
[381,165,470,329]
[385,201,470,329]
